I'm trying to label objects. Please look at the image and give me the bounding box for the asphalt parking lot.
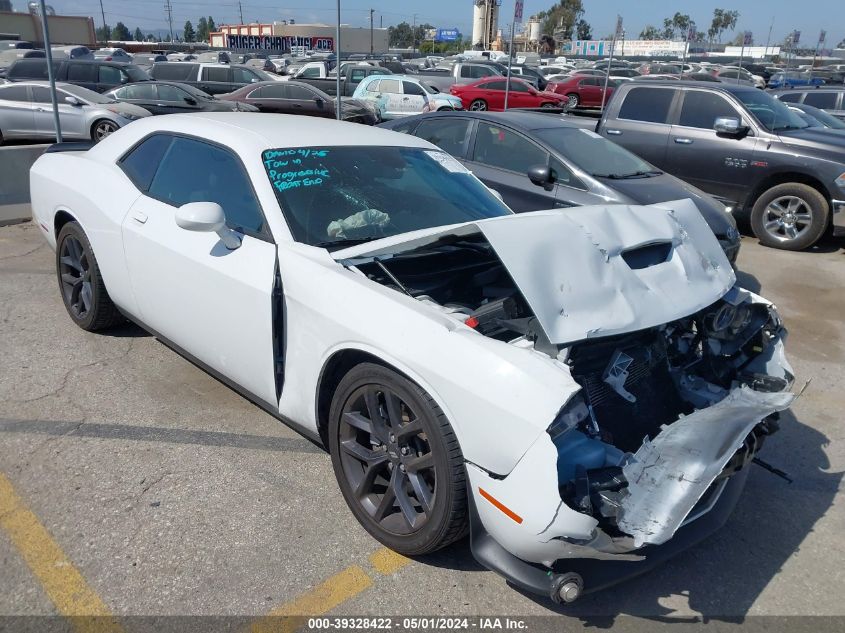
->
[1,219,844,628]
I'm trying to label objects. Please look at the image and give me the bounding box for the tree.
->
[639,25,661,40]
[708,8,739,47]
[95,24,110,41]
[111,22,131,41]
[536,0,584,39]
[661,13,693,39]
[207,16,216,33]
[134,27,144,42]
[183,20,195,43]
[197,17,208,42]
[575,19,592,40]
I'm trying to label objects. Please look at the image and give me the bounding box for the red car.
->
[449,77,566,111]
[546,75,616,108]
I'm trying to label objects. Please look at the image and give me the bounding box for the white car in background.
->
[353,74,463,119]
[0,81,150,143]
[30,113,794,603]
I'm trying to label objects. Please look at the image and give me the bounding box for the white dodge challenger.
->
[30,113,795,602]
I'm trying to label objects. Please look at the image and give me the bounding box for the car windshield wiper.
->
[314,236,385,250]
[592,170,663,179]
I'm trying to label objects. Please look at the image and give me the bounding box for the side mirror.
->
[175,202,241,250]
[488,187,504,202]
[527,164,556,191]
[184,97,197,105]
[714,116,748,136]
[64,96,81,106]
[315,96,325,107]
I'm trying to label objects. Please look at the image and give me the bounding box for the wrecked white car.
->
[30,114,794,602]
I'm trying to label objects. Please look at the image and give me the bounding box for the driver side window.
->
[135,135,269,238]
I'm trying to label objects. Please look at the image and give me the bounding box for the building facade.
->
[209,22,389,54]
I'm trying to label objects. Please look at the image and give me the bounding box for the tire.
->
[328,363,468,556]
[55,221,123,331]
[468,99,488,111]
[566,93,579,107]
[540,102,557,109]
[750,183,829,250]
[91,119,118,142]
[436,106,455,111]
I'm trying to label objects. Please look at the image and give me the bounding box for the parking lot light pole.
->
[336,0,341,120]
[38,0,62,143]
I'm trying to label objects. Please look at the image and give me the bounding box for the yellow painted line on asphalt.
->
[0,472,124,633]
[368,547,411,575]
[250,565,373,633]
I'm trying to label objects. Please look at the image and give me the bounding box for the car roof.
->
[388,110,590,132]
[93,112,433,158]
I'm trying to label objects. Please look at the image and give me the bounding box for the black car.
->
[6,59,150,92]
[103,81,257,115]
[378,110,741,262]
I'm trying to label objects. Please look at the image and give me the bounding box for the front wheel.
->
[437,106,455,111]
[328,363,468,555]
[750,183,829,250]
[540,102,558,109]
[91,119,118,142]
[468,99,488,111]
[566,93,579,107]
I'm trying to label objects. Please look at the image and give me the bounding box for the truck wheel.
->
[750,183,829,250]
[468,99,488,111]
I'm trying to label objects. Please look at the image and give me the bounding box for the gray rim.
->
[94,121,117,140]
[762,195,814,242]
[469,99,487,111]
[338,386,435,536]
[59,235,92,319]
[567,94,578,106]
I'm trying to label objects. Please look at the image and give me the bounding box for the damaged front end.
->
[335,201,795,600]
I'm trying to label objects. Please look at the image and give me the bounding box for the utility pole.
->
[764,16,774,60]
[164,0,173,42]
[98,0,107,42]
[335,0,341,119]
[412,13,418,55]
[38,0,61,142]
[238,0,244,24]
[369,9,374,55]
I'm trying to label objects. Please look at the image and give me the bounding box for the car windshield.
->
[61,84,115,104]
[534,127,656,178]
[798,104,845,129]
[732,89,808,131]
[262,146,512,248]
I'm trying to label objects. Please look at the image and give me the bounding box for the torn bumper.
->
[466,386,794,599]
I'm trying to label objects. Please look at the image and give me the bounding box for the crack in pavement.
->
[0,241,47,261]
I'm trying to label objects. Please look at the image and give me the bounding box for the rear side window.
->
[378,79,402,94]
[201,67,230,82]
[470,65,495,79]
[67,63,96,82]
[119,134,173,192]
[152,64,195,80]
[678,91,740,129]
[232,67,258,83]
[618,87,675,123]
[9,59,48,79]
[803,92,838,109]
[0,85,30,101]
[415,118,472,157]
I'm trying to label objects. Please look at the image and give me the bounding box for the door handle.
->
[402,97,410,101]
[674,138,694,144]
[131,210,148,224]
[605,129,622,135]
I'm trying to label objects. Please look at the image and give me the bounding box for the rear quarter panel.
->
[30,151,141,316]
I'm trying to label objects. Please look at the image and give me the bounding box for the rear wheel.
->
[468,99,488,111]
[91,119,118,142]
[566,93,579,107]
[328,363,468,555]
[750,183,829,250]
[55,221,123,331]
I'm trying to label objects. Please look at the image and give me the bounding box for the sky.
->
[23,0,844,45]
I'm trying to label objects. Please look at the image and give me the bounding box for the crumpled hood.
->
[336,198,735,345]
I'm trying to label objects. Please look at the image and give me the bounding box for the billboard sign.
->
[226,34,334,52]
[434,28,461,42]
[514,0,523,23]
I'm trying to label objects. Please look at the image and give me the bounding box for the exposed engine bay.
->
[345,227,794,548]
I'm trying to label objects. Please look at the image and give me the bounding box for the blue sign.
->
[434,28,461,42]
